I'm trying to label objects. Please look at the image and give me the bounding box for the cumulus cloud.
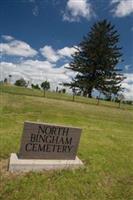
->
[1,59,133,99]
[2,35,14,41]
[125,64,131,70]
[29,0,39,16]
[0,36,77,89]
[0,59,75,90]
[63,0,94,22]
[111,0,133,17]
[122,73,133,100]
[0,36,37,57]
[40,46,60,62]
[57,46,76,57]
[40,45,77,62]
[32,5,39,16]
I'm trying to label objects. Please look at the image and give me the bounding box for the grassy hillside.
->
[1,84,132,109]
[0,85,133,200]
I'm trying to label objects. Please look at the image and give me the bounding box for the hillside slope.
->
[0,86,133,200]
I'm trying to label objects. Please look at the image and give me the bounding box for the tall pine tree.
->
[67,20,125,98]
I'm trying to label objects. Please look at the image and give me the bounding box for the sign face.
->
[19,121,82,160]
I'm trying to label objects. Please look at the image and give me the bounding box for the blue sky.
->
[0,0,133,99]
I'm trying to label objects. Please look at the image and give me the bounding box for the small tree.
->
[97,91,101,105]
[117,93,125,108]
[63,81,77,101]
[62,88,66,94]
[15,78,27,87]
[4,78,8,84]
[56,86,58,93]
[72,87,76,101]
[8,75,12,83]
[41,81,50,97]
[31,84,40,90]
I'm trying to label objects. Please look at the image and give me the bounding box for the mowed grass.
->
[1,84,133,109]
[0,85,133,200]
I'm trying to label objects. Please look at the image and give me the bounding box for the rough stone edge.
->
[9,153,84,172]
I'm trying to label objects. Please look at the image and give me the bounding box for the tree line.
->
[14,79,50,95]
[12,79,66,95]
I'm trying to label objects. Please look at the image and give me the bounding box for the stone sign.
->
[19,121,82,160]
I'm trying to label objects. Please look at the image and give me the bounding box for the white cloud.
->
[1,60,133,99]
[125,64,131,70]
[32,5,39,16]
[63,0,94,22]
[2,35,14,41]
[111,0,121,3]
[111,0,133,17]
[0,36,37,57]
[29,0,39,16]
[57,46,76,57]
[122,73,133,100]
[0,59,75,90]
[40,45,77,62]
[40,46,60,62]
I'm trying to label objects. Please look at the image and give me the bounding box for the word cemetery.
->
[9,121,83,172]
[19,122,82,159]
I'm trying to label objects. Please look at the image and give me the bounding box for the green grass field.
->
[0,85,133,200]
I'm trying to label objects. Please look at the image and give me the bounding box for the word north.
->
[19,122,82,159]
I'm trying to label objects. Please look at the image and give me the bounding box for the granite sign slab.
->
[19,121,82,160]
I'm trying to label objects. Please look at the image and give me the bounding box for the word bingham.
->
[19,122,82,160]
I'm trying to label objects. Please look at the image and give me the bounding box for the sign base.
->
[9,153,84,172]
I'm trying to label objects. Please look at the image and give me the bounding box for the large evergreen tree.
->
[67,20,125,98]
